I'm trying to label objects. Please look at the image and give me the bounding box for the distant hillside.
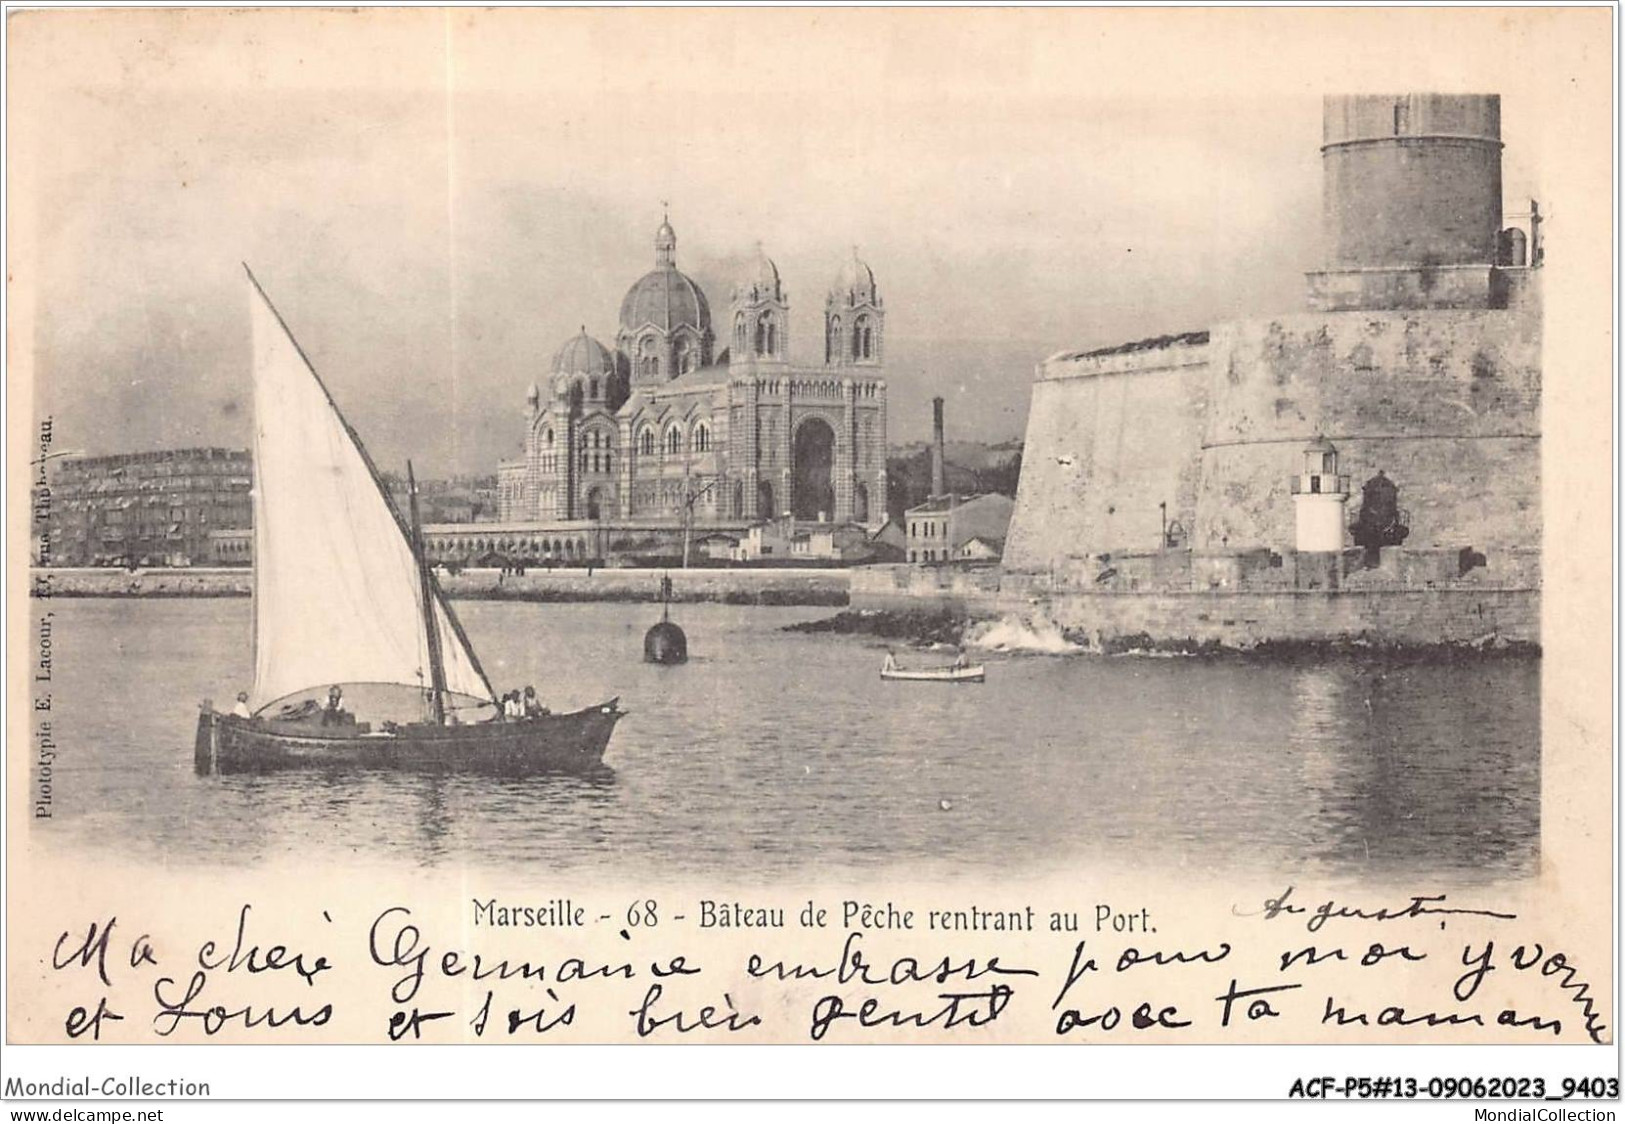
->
[889,438,1024,471]
[380,471,501,524]
[885,441,1023,522]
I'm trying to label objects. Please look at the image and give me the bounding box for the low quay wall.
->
[850,566,1539,647]
[30,567,851,607]
[33,565,1539,645]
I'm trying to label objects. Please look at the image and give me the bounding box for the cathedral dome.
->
[552,328,615,376]
[619,267,712,334]
[620,215,713,336]
[830,247,879,306]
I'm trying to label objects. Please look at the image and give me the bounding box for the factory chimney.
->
[931,397,947,498]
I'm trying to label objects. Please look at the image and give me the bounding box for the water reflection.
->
[1289,660,1539,880]
[414,774,450,866]
[44,599,1538,882]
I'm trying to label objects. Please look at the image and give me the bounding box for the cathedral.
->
[496,217,889,535]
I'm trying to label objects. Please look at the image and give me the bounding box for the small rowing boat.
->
[880,651,985,684]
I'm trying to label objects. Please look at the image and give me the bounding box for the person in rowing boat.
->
[231,691,251,719]
[952,651,967,671]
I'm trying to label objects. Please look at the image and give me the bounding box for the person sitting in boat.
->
[231,691,252,719]
[503,691,524,720]
[883,651,897,673]
[321,685,345,726]
[522,685,549,717]
[952,652,967,670]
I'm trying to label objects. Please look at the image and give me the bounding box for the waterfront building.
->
[867,519,907,562]
[695,532,741,561]
[957,535,1005,562]
[735,522,791,562]
[43,448,252,567]
[905,493,1016,564]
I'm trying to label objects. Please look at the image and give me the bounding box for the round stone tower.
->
[1310,94,1505,311]
[1322,93,1502,268]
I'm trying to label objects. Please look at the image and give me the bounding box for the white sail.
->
[247,273,494,713]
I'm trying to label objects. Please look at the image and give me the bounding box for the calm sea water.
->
[33,598,1539,882]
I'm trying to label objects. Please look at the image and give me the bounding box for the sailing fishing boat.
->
[195,267,624,775]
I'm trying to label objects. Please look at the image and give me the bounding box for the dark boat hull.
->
[195,700,624,776]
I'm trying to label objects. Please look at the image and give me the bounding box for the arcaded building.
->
[495,218,889,539]
[1004,94,1542,632]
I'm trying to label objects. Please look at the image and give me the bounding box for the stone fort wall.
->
[1003,335,1211,571]
[1004,288,1540,579]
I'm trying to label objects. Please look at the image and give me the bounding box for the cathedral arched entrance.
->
[757,480,776,520]
[792,417,836,521]
[585,486,603,521]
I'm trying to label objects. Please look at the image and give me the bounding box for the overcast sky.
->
[13,9,1551,475]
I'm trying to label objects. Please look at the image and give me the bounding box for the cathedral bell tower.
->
[825,247,883,367]
[730,243,789,369]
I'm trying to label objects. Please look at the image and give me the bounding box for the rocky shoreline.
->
[784,608,968,645]
[785,608,1541,660]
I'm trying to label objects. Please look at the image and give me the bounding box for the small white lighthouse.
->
[1291,437,1349,552]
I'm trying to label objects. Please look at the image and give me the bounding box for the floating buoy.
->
[644,619,688,665]
[644,573,688,665]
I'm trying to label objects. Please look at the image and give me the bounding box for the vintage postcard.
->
[3,4,1617,1106]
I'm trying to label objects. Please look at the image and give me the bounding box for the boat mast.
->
[407,461,448,725]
